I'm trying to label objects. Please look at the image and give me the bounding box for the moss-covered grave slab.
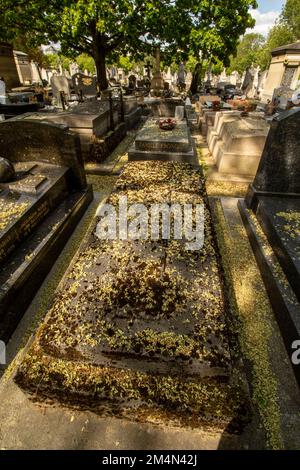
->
[16,161,249,430]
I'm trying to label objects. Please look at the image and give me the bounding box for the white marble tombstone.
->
[272,86,294,110]
[50,75,71,107]
[30,61,42,84]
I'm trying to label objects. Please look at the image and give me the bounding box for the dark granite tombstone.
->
[0,119,93,341]
[247,108,300,204]
[240,108,300,386]
[72,73,97,97]
[128,74,137,90]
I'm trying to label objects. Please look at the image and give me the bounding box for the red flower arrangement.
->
[158,118,176,131]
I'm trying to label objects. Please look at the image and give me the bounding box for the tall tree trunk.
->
[190,62,202,95]
[93,39,108,91]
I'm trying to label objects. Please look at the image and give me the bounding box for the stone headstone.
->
[220,68,228,82]
[241,68,254,96]
[258,70,268,95]
[0,118,92,340]
[50,75,70,107]
[30,61,42,84]
[0,118,86,189]
[165,67,172,82]
[229,71,240,87]
[248,108,300,197]
[0,79,6,96]
[272,86,294,110]
[69,62,79,76]
[150,48,164,95]
[248,67,260,99]
[72,73,97,97]
[175,106,185,121]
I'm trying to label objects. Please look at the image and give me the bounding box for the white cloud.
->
[247,9,280,36]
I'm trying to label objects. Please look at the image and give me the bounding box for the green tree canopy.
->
[281,0,300,40]
[0,0,257,91]
[0,0,182,90]
[227,33,265,74]
[257,24,295,71]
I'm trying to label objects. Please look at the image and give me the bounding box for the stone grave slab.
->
[239,199,300,387]
[199,95,220,106]
[128,118,197,164]
[15,161,250,430]
[0,119,93,341]
[120,95,138,115]
[209,112,270,176]
[200,109,217,136]
[207,111,241,150]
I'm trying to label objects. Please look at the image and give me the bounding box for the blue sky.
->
[257,0,284,13]
[249,0,285,35]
